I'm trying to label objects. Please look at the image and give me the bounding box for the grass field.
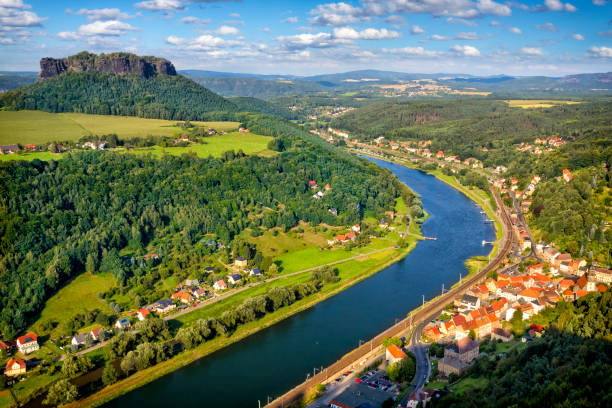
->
[124,131,272,158]
[0,110,240,145]
[504,99,581,109]
[28,273,116,338]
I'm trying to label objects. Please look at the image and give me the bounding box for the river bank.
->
[65,233,420,407]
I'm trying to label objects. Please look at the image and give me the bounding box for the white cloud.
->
[276,32,337,50]
[362,0,510,18]
[520,47,543,56]
[476,0,511,16]
[450,44,481,56]
[536,22,557,32]
[446,17,477,27]
[73,8,132,21]
[282,16,298,23]
[165,33,243,51]
[229,12,240,18]
[78,20,139,36]
[215,25,239,35]
[588,46,612,57]
[383,46,439,57]
[134,0,185,12]
[0,0,45,28]
[333,26,400,40]
[592,0,607,5]
[309,2,367,26]
[543,0,577,12]
[181,16,211,25]
[411,25,424,35]
[489,20,501,26]
[456,31,482,40]
[571,33,584,40]
[598,30,612,38]
[430,34,451,40]
[509,27,522,34]
[56,31,79,40]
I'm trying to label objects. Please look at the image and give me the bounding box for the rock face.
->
[38,51,177,81]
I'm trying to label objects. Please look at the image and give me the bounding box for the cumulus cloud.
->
[536,22,557,32]
[588,46,612,57]
[450,44,481,56]
[598,30,612,37]
[509,27,522,34]
[215,25,239,35]
[0,0,45,28]
[456,31,482,40]
[489,20,501,26]
[276,32,337,50]
[57,20,139,40]
[308,2,367,26]
[430,34,451,40]
[543,0,577,12]
[56,31,79,40]
[592,0,608,5]
[282,16,298,23]
[72,8,133,21]
[571,33,584,40]
[135,0,185,12]
[411,25,424,35]
[333,26,400,40]
[520,47,543,56]
[181,16,211,25]
[165,33,243,51]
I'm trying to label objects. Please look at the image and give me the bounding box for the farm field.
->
[0,110,240,145]
[28,273,117,338]
[504,99,581,109]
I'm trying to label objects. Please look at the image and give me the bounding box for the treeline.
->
[0,71,238,120]
[0,138,408,337]
[433,291,612,407]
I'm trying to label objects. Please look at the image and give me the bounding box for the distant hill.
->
[0,52,238,120]
[0,72,36,92]
[229,96,297,119]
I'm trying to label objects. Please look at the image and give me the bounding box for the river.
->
[106,159,496,408]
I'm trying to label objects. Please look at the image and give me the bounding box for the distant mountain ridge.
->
[38,51,176,81]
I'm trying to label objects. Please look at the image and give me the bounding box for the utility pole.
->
[258,401,261,408]
[422,294,425,307]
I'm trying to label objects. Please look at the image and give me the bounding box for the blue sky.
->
[0,0,611,75]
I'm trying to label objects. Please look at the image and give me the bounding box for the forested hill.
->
[0,70,239,120]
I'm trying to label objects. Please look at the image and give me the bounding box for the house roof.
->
[447,337,478,354]
[138,308,151,317]
[215,279,226,286]
[154,299,173,308]
[229,273,242,280]
[519,288,541,299]
[386,344,407,359]
[492,328,512,339]
[6,358,26,370]
[17,334,37,345]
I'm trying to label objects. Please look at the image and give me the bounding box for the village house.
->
[137,308,151,321]
[16,334,39,355]
[90,328,104,342]
[5,358,26,377]
[436,150,444,159]
[172,291,193,304]
[438,337,479,377]
[459,294,480,312]
[184,279,200,287]
[213,280,227,291]
[562,169,573,182]
[491,328,513,342]
[234,257,248,269]
[248,267,262,277]
[589,266,612,284]
[308,180,318,189]
[115,318,131,330]
[0,144,20,154]
[152,299,176,314]
[352,224,361,233]
[227,274,242,285]
[193,287,209,298]
[71,333,91,348]
[385,344,407,365]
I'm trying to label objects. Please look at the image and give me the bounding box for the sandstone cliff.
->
[38,51,176,81]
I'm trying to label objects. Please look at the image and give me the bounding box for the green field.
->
[28,273,116,338]
[124,131,272,158]
[0,110,240,145]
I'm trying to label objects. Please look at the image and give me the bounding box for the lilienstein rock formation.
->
[38,51,177,81]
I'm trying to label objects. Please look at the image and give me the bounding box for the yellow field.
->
[0,110,240,145]
[504,99,581,109]
[453,90,492,96]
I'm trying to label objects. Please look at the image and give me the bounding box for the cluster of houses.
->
[328,224,360,245]
[310,180,331,199]
[423,262,610,377]
[1,334,40,377]
[516,137,566,156]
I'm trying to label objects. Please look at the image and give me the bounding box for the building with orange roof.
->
[518,288,541,302]
[5,358,26,377]
[171,291,193,304]
[137,308,151,321]
[16,333,39,354]
[562,169,572,182]
[385,344,407,365]
[558,278,574,291]
[424,326,443,342]
[562,289,575,302]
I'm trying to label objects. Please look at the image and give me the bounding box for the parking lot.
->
[357,369,401,394]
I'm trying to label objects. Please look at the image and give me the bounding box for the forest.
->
[0,127,414,338]
[0,71,239,120]
[433,291,612,407]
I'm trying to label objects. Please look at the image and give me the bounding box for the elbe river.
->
[107,158,495,407]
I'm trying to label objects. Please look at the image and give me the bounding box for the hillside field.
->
[504,99,581,109]
[0,110,240,145]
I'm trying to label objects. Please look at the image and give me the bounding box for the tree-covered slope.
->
[0,71,239,120]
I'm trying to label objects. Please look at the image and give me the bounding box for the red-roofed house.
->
[171,291,193,304]
[519,288,541,302]
[436,150,444,158]
[16,334,39,354]
[5,358,26,377]
[90,328,104,342]
[137,308,151,321]
[345,232,356,241]
[562,289,575,302]
[563,169,572,182]
[424,326,443,341]
[386,344,407,365]
[213,280,227,291]
[351,224,360,233]
[452,314,467,328]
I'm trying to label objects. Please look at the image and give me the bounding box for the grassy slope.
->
[27,273,116,338]
[0,110,239,145]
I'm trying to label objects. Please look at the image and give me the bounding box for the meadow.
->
[503,99,581,109]
[0,110,240,145]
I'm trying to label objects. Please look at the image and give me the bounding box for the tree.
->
[510,308,525,336]
[43,379,78,406]
[61,355,93,378]
[386,356,416,383]
[468,330,476,341]
[102,363,119,386]
[382,337,403,348]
